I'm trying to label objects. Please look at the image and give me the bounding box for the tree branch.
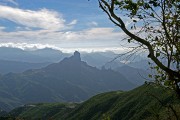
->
[99,0,180,79]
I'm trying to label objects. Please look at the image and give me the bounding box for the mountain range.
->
[0,47,150,74]
[0,47,176,120]
[0,47,70,63]
[0,51,135,111]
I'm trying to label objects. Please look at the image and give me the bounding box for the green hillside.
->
[65,84,180,120]
[8,103,77,120]
[5,84,180,120]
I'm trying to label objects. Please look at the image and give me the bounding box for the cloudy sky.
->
[0,0,133,53]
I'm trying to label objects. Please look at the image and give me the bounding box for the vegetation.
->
[98,0,180,96]
[3,84,180,120]
[8,103,77,120]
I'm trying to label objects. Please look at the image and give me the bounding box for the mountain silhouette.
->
[114,65,149,85]
[0,51,135,111]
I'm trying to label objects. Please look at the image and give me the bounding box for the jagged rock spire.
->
[73,51,81,61]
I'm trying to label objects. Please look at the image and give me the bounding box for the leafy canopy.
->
[98,0,180,96]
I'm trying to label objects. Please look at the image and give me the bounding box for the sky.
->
[0,0,133,53]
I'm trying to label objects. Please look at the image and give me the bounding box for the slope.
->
[7,84,180,120]
[114,65,150,85]
[64,84,180,120]
[0,59,50,74]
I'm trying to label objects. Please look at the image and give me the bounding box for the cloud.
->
[87,21,98,27]
[16,26,31,31]
[0,27,120,41]
[71,27,126,44]
[0,5,133,53]
[0,27,129,51]
[68,20,77,25]
[0,5,66,31]
[6,0,18,6]
[0,42,128,53]
[85,27,114,35]
[0,26,6,31]
[0,42,59,50]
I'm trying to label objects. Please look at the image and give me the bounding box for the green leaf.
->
[164,80,171,86]
[148,74,152,78]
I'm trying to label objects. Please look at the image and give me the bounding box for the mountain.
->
[28,48,70,62]
[81,52,125,69]
[0,47,43,62]
[5,84,180,120]
[114,65,150,85]
[103,60,125,69]
[0,47,69,63]
[0,47,125,68]
[0,47,69,74]
[81,52,115,68]
[128,60,151,70]
[0,47,150,71]
[0,47,125,74]
[0,51,135,111]
[0,60,50,74]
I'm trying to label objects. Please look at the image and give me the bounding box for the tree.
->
[98,0,180,97]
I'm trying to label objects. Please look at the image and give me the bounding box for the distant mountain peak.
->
[53,51,82,67]
[73,51,81,61]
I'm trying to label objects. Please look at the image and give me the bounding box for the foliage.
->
[6,84,180,120]
[8,103,78,120]
[98,0,180,96]
[66,84,180,120]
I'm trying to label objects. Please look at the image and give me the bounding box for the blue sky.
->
[0,0,133,53]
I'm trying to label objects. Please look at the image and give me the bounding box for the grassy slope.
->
[8,84,180,120]
[64,84,180,120]
[9,103,77,120]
